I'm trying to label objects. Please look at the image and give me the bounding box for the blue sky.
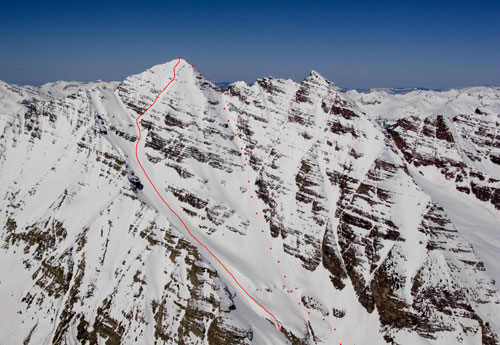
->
[1,0,499,88]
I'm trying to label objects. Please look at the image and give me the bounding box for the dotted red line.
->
[221,73,340,338]
[134,57,281,331]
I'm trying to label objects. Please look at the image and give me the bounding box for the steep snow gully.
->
[134,57,281,331]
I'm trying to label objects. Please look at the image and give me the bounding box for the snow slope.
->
[0,60,499,345]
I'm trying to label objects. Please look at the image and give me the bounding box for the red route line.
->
[134,57,281,331]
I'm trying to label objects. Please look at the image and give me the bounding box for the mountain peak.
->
[308,70,324,79]
[1,61,500,345]
[303,70,338,89]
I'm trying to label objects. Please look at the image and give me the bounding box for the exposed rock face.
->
[0,62,499,345]
[389,113,500,210]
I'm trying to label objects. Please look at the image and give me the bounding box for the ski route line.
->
[134,57,281,331]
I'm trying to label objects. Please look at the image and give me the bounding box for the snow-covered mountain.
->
[0,59,499,345]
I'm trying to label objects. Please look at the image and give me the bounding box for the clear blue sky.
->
[1,0,499,88]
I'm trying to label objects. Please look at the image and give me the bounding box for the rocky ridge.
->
[0,60,499,344]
